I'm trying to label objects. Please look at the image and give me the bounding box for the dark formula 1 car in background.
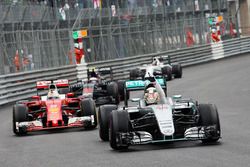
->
[130,56,182,81]
[70,67,126,106]
[13,79,97,135]
[98,77,221,150]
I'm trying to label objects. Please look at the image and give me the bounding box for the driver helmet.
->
[90,68,98,78]
[89,77,99,84]
[47,84,59,99]
[144,87,160,105]
[152,57,160,66]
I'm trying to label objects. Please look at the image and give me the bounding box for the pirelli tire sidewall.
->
[198,103,221,143]
[13,104,28,135]
[109,110,129,150]
[80,98,97,129]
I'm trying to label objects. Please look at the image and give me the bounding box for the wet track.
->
[1,54,250,167]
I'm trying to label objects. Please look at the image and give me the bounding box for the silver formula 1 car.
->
[98,77,221,150]
[129,56,182,81]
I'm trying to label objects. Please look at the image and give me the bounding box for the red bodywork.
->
[19,95,88,132]
[45,99,63,127]
[15,79,93,133]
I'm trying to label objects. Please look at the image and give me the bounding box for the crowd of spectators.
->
[2,0,182,9]
[2,0,224,13]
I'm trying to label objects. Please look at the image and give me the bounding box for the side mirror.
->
[131,98,140,102]
[66,93,74,98]
[32,95,40,101]
[172,95,182,99]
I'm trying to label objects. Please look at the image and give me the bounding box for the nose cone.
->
[46,99,63,127]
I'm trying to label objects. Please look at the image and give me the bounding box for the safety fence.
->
[1,37,249,106]
[0,2,237,75]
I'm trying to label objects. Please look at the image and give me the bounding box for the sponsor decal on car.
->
[126,78,165,88]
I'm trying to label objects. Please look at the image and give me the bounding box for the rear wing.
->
[36,79,69,90]
[125,78,166,91]
[153,55,171,64]
[87,67,113,80]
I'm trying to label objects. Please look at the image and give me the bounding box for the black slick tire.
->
[172,63,182,78]
[98,105,117,141]
[80,98,97,129]
[162,66,172,81]
[198,104,221,143]
[13,104,28,135]
[109,110,129,150]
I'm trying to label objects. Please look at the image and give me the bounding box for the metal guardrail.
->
[84,37,250,81]
[223,36,250,57]
[1,37,250,106]
[0,65,78,106]
[86,44,212,80]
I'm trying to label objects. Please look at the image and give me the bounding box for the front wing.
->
[115,125,219,147]
[15,116,95,133]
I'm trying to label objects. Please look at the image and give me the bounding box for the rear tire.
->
[107,82,120,104]
[198,104,221,143]
[98,105,117,141]
[109,110,129,150]
[129,68,140,80]
[172,63,182,78]
[13,104,28,135]
[117,80,125,101]
[80,98,97,129]
[162,66,172,81]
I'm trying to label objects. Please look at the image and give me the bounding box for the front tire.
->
[13,104,28,135]
[109,110,129,150]
[172,63,182,78]
[80,98,97,129]
[98,105,117,141]
[162,66,172,81]
[198,104,221,143]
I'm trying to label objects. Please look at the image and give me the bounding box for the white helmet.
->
[144,87,160,105]
[47,84,59,99]
[89,77,99,84]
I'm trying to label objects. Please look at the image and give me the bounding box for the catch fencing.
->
[0,2,237,75]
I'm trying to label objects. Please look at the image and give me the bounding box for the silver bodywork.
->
[115,78,216,146]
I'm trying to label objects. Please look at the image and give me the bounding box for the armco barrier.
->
[0,65,78,106]
[84,44,213,80]
[77,36,250,81]
[1,37,250,106]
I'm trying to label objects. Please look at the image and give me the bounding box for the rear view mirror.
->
[172,95,182,99]
[66,93,74,98]
[131,98,140,102]
[32,96,40,100]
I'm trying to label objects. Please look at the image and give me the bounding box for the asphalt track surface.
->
[1,54,250,167]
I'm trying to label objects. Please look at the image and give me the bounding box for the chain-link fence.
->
[0,0,238,75]
[72,1,237,62]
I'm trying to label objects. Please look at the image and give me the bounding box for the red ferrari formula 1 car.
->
[13,79,97,135]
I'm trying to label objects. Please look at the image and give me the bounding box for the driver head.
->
[144,87,160,105]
